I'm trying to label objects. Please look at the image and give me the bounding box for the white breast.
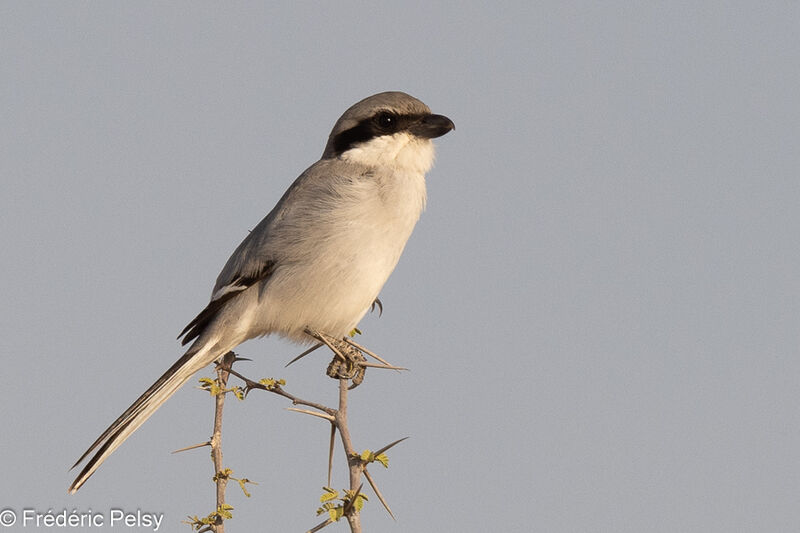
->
[251,134,435,342]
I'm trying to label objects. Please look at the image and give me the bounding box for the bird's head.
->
[323,91,455,175]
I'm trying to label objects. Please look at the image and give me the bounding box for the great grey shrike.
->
[69,91,454,492]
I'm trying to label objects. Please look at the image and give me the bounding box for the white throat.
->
[341,132,436,176]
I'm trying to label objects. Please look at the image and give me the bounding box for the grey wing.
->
[178,169,310,346]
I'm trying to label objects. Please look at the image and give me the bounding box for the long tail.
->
[69,341,221,493]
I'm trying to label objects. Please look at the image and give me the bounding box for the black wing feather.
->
[178,260,276,345]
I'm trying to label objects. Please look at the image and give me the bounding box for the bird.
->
[68,91,454,493]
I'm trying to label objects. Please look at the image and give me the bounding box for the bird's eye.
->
[376,112,395,130]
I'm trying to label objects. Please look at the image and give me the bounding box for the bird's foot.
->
[304,329,368,388]
[326,344,367,388]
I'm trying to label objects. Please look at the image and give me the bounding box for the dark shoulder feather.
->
[178,260,275,345]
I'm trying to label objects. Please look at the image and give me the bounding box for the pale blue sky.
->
[2,2,799,532]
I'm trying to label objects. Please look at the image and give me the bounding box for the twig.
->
[226,366,335,416]
[210,351,236,532]
[335,379,363,533]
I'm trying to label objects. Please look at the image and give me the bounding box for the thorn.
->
[286,407,335,422]
[343,483,364,514]
[286,343,323,367]
[364,468,396,520]
[305,329,347,362]
[359,362,408,371]
[328,424,336,488]
[171,441,211,454]
[213,351,239,374]
[306,518,333,533]
[374,436,409,456]
[342,338,397,368]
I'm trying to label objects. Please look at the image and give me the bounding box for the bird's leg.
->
[327,342,366,389]
[326,349,367,389]
[304,328,367,388]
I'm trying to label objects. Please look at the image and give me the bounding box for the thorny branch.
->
[180,352,252,533]
[186,338,406,532]
[209,352,234,533]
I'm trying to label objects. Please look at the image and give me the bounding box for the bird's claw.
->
[325,341,367,388]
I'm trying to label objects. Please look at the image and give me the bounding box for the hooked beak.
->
[411,113,455,139]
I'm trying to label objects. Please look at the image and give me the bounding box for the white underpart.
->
[251,132,435,341]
